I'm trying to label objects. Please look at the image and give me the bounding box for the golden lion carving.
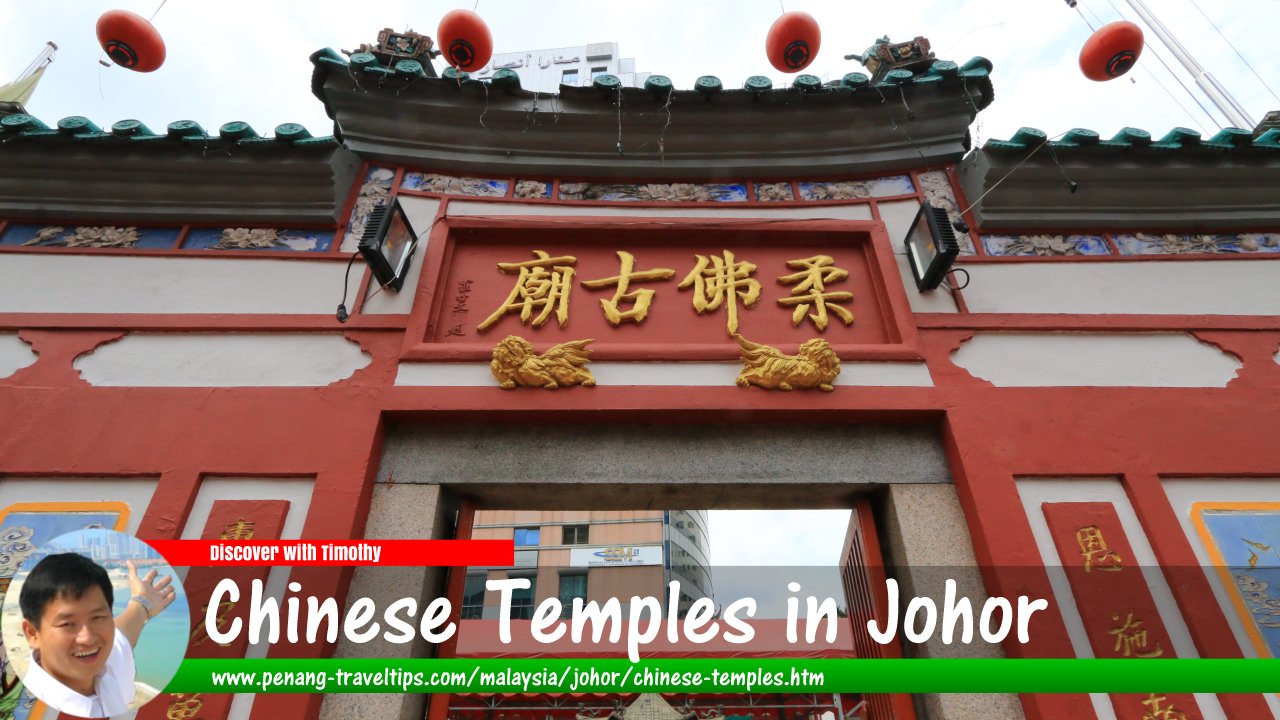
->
[490,336,596,389]
[733,334,840,392]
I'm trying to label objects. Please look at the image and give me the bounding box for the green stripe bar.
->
[168,658,1280,694]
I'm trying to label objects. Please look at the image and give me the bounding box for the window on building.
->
[559,573,587,610]
[461,574,486,619]
[509,574,537,620]
[562,524,589,545]
[513,527,540,546]
[590,66,608,81]
[561,69,579,86]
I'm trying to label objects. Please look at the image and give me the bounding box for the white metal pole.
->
[1123,0,1255,129]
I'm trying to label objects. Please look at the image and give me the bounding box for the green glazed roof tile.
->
[1207,128,1254,146]
[1158,127,1200,145]
[1061,128,1100,145]
[987,125,1278,154]
[0,113,332,148]
[1255,128,1280,148]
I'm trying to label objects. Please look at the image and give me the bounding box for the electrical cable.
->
[1044,142,1080,193]
[657,87,674,165]
[147,0,169,22]
[873,86,927,161]
[945,267,971,291]
[957,130,1072,218]
[940,22,1006,56]
[1092,0,1226,129]
[1074,0,1209,133]
[336,251,360,323]
[1075,5,1098,32]
[615,85,625,156]
[1187,0,1280,106]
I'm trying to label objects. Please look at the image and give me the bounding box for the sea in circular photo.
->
[1,528,189,718]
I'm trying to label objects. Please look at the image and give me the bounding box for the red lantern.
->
[1079,21,1143,81]
[437,9,493,72]
[766,11,821,73]
[96,10,166,73]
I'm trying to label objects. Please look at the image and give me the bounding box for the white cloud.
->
[709,509,851,566]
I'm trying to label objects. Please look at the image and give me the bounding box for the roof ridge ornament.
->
[854,35,935,84]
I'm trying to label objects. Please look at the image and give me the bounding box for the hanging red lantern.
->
[765,11,821,73]
[1079,21,1143,81]
[96,10,166,73]
[437,9,493,72]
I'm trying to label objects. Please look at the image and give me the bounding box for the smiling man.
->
[18,552,176,718]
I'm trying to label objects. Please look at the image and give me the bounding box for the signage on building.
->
[401,217,921,363]
[569,545,663,568]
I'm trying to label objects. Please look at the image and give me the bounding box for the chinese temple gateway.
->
[1,27,1279,720]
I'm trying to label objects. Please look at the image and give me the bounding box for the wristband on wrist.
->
[131,594,155,619]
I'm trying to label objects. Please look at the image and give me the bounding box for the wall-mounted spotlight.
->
[358,197,420,292]
[903,201,961,292]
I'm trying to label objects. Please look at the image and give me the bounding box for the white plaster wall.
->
[394,361,933,387]
[0,333,36,379]
[1163,478,1280,717]
[0,477,158,536]
[0,255,348,315]
[446,200,875,221]
[1016,478,1230,720]
[180,476,315,720]
[74,333,369,387]
[959,261,1280,315]
[877,199,960,314]
[952,332,1241,387]
[360,197,440,315]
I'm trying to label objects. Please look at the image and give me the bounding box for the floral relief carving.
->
[514,180,549,199]
[216,228,281,249]
[558,182,746,202]
[982,234,1110,256]
[25,226,140,248]
[917,171,958,214]
[402,173,507,197]
[1116,232,1280,255]
[754,183,794,202]
[916,171,976,254]
[799,175,914,201]
[801,182,872,201]
[344,168,394,249]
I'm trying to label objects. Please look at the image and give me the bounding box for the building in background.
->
[467,509,712,618]
[473,42,650,92]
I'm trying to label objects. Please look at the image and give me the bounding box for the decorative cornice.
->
[0,116,358,224]
[958,126,1280,232]
[310,47,993,180]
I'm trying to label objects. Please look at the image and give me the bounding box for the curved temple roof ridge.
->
[306,41,996,180]
[309,45,995,103]
[0,113,335,147]
[986,125,1280,153]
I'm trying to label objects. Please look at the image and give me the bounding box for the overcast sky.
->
[4,0,1278,142]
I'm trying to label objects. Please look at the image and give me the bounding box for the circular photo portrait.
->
[1,529,189,718]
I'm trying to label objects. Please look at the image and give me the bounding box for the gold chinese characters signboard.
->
[407,219,920,363]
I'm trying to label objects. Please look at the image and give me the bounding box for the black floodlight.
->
[904,201,961,292]
[358,197,419,291]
